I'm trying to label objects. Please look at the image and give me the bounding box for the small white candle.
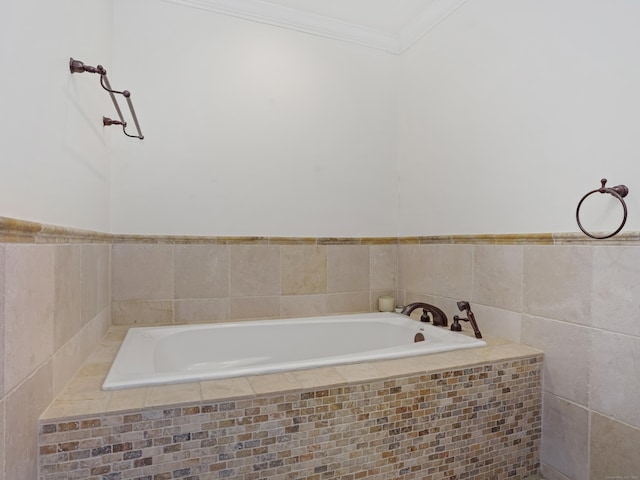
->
[378,295,395,312]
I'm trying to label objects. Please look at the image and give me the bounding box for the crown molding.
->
[399,0,469,52]
[163,0,401,53]
[161,0,468,54]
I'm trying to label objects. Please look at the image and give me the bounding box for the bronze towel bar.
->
[576,178,629,239]
[69,58,144,140]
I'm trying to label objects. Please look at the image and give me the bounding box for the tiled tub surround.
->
[3,215,640,479]
[0,220,111,479]
[111,239,399,326]
[39,327,542,480]
[398,242,640,480]
[109,231,640,329]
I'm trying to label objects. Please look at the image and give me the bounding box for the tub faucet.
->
[400,302,448,327]
[451,301,483,338]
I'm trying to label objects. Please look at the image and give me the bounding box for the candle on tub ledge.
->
[378,295,395,312]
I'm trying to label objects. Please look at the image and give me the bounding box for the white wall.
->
[398,0,640,236]
[5,0,639,238]
[110,0,400,237]
[0,0,113,232]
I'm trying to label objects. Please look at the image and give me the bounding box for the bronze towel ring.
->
[576,178,629,239]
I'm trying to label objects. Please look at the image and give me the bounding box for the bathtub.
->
[102,312,486,390]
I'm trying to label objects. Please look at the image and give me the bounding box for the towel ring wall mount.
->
[576,178,629,239]
[70,58,144,140]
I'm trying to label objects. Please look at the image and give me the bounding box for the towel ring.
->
[576,178,629,239]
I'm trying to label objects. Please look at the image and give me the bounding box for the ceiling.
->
[164,0,469,53]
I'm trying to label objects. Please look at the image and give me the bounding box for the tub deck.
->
[42,325,540,420]
[39,325,543,480]
[38,327,542,480]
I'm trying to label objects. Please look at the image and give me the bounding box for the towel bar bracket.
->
[69,58,144,140]
[103,117,125,127]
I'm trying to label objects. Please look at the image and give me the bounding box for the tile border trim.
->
[0,216,110,244]
[3,215,640,245]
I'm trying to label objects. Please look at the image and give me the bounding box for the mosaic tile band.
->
[39,355,542,480]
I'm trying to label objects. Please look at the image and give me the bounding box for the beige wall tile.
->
[200,377,254,400]
[112,300,173,325]
[230,296,280,320]
[0,245,4,398]
[0,399,4,476]
[230,246,280,297]
[398,245,432,293]
[325,292,370,314]
[523,246,592,325]
[106,387,146,412]
[592,246,640,336]
[81,244,111,324]
[540,465,571,480]
[85,307,112,357]
[541,392,589,480]
[175,298,229,323]
[5,361,53,480]
[57,375,108,402]
[428,245,473,299]
[84,343,118,365]
[247,372,300,395]
[402,291,435,303]
[96,244,111,316]
[590,412,640,478]
[75,360,110,379]
[52,324,85,397]
[471,304,521,343]
[327,245,369,293]
[51,310,110,397]
[369,244,397,290]
[280,294,327,318]
[374,357,423,378]
[81,244,98,321]
[4,245,55,392]
[399,245,473,299]
[281,245,327,295]
[112,244,173,300]
[521,315,590,405]
[54,245,82,350]
[590,330,640,428]
[335,362,386,383]
[431,295,462,319]
[145,383,202,408]
[174,245,229,299]
[396,288,407,307]
[472,245,523,311]
[41,397,110,419]
[291,366,346,388]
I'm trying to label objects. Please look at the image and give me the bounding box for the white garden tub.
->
[102,312,486,390]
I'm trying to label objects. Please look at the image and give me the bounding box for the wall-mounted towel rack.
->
[69,58,144,140]
[576,178,629,239]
